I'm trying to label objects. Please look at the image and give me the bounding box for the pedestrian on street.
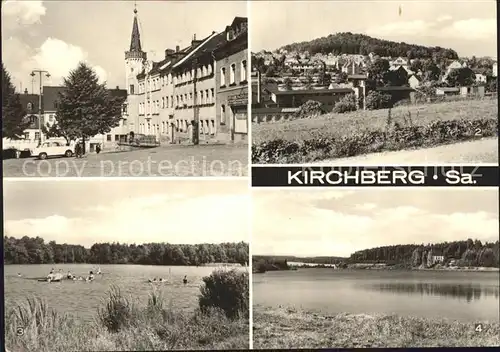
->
[74,141,81,158]
[96,143,101,154]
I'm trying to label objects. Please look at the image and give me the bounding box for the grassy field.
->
[253,305,500,349]
[252,98,498,163]
[253,98,498,144]
[6,282,249,351]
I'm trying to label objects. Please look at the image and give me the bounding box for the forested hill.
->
[280,32,459,59]
[349,239,500,267]
[4,236,249,266]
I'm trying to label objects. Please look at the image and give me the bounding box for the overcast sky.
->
[2,0,247,91]
[3,180,249,247]
[253,189,499,257]
[251,0,497,58]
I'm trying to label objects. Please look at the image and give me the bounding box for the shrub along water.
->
[5,270,249,352]
[252,117,498,164]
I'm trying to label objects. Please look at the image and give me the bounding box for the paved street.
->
[312,138,499,166]
[3,143,248,177]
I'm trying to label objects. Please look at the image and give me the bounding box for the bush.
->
[333,94,357,113]
[294,100,323,119]
[98,285,135,333]
[365,91,392,110]
[198,269,249,320]
[251,117,498,163]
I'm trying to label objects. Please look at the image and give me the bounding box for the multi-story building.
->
[171,32,222,142]
[214,17,248,142]
[125,8,248,143]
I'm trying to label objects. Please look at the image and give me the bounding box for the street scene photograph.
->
[3,179,250,352]
[2,0,248,177]
[251,1,498,165]
[252,188,499,348]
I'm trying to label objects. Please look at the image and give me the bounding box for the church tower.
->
[125,5,146,133]
[125,6,146,96]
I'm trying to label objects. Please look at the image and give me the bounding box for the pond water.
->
[253,269,499,322]
[5,264,245,322]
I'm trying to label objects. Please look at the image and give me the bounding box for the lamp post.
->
[30,70,50,145]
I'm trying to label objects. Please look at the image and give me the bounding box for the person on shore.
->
[183,275,188,285]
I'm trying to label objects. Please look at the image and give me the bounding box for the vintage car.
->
[31,141,75,160]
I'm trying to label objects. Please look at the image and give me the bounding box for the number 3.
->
[475,323,483,332]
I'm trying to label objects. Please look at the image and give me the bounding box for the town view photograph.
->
[2,1,248,177]
[3,179,250,352]
[252,188,500,348]
[251,1,498,165]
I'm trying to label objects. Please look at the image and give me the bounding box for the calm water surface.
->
[253,269,500,322]
[5,264,244,322]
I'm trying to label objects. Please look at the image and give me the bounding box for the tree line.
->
[4,236,249,266]
[281,32,459,59]
[349,239,500,268]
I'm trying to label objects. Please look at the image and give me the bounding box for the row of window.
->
[133,119,217,136]
[220,60,247,87]
[133,60,248,95]
[174,119,216,135]
[139,88,216,114]
[137,64,215,94]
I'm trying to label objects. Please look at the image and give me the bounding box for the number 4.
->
[475,323,483,332]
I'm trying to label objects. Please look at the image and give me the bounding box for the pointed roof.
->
[130,12,142,52]
[125,7,146,60]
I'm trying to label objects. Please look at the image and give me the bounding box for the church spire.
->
[125,4,146,60]
[130,5,142,52]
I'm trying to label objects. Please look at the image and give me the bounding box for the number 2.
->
[475,323,483,332]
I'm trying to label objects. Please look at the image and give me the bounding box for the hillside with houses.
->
[251,33,497,117]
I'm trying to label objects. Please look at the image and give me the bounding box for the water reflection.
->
[361,282,500,303]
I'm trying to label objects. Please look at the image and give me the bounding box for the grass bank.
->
[253,305,500,348]
[5,270,249,352]
[252,98,498,163]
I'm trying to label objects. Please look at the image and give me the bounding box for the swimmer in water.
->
[183,276,188,285]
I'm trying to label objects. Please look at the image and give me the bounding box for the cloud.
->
[366,20,432,37]
[437,15,453,22]
[440,18,497,41]
[3,37,108,88]
[253,192,499,257]
[29,38,108,84]
[355,203,377,211]
[4,193,249,247]
[366,17,496,42]
[2,0,46,25]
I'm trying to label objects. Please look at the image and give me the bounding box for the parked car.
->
[31,141,75,160]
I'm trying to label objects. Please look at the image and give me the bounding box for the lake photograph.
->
[252,188,500,349]
[3,179,250,352]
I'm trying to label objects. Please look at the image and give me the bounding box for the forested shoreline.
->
[4,236,249,266]
[254,239,500,272]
